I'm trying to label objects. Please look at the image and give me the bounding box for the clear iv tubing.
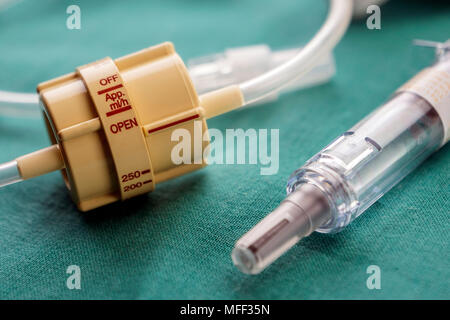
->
[0,0,353,116]
[0,160,22,187]
[0,90,40,117]
[239,0,353,104]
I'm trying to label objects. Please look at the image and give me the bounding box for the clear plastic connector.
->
[233,90,445,274]
[188,45,335,106]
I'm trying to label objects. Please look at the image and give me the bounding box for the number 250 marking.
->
[121,170,141,183]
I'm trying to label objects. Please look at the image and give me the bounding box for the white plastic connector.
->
[188,45,335,106]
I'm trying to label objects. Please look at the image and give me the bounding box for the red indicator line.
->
[97,84,123,95]
[106,105,132,117]
[143,180,152,185]
[147,114,200,134]
[141,169,150,175]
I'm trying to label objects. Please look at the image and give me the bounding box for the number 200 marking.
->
[123,182,142,192]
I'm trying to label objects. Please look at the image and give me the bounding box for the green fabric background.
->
[0,0,449,299]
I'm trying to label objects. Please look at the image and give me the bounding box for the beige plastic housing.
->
[36,42,243,211]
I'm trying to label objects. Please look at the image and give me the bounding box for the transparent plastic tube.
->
[0,90,40,117]
[239,0,353,104]
[0,160,22,187]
